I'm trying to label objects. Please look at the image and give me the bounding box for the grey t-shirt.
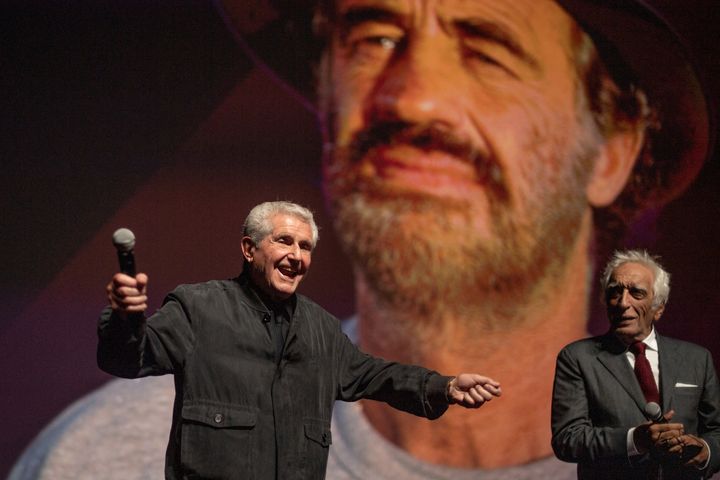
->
[10,319,575,480]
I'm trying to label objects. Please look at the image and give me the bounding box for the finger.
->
[112,272,138,288]
[472,385,498,401]
[481,384,502,397]
[656,422,684,431]
[123,303,148,313]
[121,294,148,307]
[468,387,490,403]
[135,273,149,292]
[463,391,483,408]
[465,375,500,388]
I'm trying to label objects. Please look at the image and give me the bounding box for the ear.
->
[241,237,256,263]
[653,304,665,322]
[586,128,645,207]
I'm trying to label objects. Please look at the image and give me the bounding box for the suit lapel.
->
[658,333,682,411]
[597,334,648,412]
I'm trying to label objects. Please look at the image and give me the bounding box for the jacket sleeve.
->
[698,349,720,476]
[333,327,451,420]
[97,288,196,378]
[551,346,631,464]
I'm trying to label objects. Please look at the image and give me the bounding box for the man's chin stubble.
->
[329,189,574,333]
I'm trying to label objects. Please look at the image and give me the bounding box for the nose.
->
[618,289,632,309]
[366,36,464,129]
[287,243,301,260]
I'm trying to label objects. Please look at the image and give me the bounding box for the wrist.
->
[446,377,457,404]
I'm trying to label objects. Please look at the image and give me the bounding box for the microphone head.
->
[644,401,663,422]
[112,228,136,251]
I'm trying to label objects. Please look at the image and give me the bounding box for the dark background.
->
[1,1,718,477]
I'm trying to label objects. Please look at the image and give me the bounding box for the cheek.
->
[330,60,374,144]
[470,86,581,205]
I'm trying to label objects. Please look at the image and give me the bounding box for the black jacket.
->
[98,275,451,479]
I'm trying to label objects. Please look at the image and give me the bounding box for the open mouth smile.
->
[278,266,299,279]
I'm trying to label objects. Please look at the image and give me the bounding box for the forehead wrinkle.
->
[608,281,647,291]
[434,0,552,71]
[337,0,437,31]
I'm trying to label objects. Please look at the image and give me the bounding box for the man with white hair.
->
[99,200,501,479]
[552,250,720,479]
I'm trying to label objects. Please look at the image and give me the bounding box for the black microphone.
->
[644,401,665,423]
[112,228,137,277]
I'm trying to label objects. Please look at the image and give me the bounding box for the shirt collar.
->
[641,327,658,352]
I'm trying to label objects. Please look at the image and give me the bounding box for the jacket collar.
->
[597,330,683,414]
[234,272,302,361]
[597,333,648,413]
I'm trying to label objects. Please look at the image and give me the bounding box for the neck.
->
[355,212,594,468]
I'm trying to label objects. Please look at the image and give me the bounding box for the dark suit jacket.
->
[551,331,720,479]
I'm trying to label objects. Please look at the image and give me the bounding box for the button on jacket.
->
[97,274,451,479]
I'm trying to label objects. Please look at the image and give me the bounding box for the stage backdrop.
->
[1,1,718,477]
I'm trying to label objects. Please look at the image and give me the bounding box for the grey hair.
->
[600,249,670,308]
[243,201,319,248]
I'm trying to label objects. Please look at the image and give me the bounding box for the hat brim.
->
[215,0,714,217]
[556,0,713,213]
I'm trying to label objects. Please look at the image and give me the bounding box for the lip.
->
[277,266,299,280]
[613,317,636,327]
[364,146,488,197]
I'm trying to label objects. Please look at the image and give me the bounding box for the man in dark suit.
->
[552,249,720,479]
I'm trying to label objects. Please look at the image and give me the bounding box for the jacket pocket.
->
[180,401,257,479]
[301,420,332,478]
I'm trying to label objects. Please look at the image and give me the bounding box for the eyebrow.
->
[334,5,539,71]
[337,5,404,36]
[454,19,539,71]
[606,282,647,293]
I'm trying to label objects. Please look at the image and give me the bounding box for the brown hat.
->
[215,0,714,225]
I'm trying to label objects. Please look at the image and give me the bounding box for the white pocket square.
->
[675,382,698,388]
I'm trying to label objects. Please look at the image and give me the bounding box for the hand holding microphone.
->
[634,402,682,455]
[643,402,706,465]
[108,228,148,319]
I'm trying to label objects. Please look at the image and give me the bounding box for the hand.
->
[633,410,685,455]
[664,434,709,468]
[447,373,501,408]
[106,272,148,319]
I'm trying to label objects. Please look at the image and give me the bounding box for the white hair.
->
[600,249,670,308]
[243,201,319,248]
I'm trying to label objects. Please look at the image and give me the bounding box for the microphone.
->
[644,402,665,423]
[112,228,137,277]
[645,401,704,460]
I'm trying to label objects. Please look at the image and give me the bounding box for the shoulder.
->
[558,335,606,358]
[171,278,238,296]
[659,334,713,358]
[296,294,341,326]
[164,278,246,305]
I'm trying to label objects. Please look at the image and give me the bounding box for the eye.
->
[300,241,313,252]
[461,43,520,78]
[463,46,502,67]
[342,23,403,62]
[605,286,622,300]
[630,288,646,299]
[276,236,292,245]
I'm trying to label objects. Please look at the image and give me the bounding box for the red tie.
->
[630,342,660,404]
